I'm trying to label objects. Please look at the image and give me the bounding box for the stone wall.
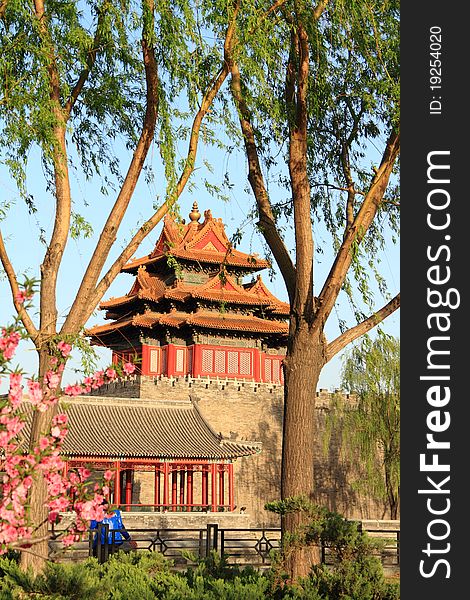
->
[94,376,389,526]
[54,510,251,532]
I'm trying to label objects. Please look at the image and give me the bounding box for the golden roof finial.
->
[189,201,201,223]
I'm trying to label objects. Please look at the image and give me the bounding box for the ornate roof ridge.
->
[99,268,167,310]
[122,204,270,272]
[20,396,261,459]
[244,275,290,314]
[87,309,288,339]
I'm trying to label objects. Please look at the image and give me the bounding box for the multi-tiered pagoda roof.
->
[88,203,289,354]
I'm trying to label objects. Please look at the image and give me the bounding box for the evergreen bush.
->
[0,515,400,600]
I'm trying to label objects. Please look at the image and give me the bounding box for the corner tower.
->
[88,203,289,384]
[86,204,289,525]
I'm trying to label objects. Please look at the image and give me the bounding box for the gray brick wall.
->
[92,377,389,525]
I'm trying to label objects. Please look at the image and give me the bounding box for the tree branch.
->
[312,0,329,20]
[62,1,239,330]
[316,128,400,327]
[62,0,159,333]
[229,61,296,303]
[0,0,8,20]
[326,293,400,362]
[31,1,72,340]
[287,18,314,316]
[64,2,108,117]
[344,99,365,235]
[0,231,39,340]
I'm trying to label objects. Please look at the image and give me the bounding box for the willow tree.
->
[0,0,241,572]
[333,335,400,519]
[218,0,400,578]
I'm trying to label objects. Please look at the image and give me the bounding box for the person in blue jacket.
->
[90,499,136,557]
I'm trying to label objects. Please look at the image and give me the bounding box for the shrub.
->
[0,535,400,599]
[265,498,399,600]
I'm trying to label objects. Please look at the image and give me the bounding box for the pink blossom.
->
[44,370,60,389]
[68,472,81,486]
[2,346,15,359]
[64,384,83,396]
[1,330,21,361]
[8,373,23,409]
[123,362,136,375]
[51,426,63,438]
[61,533,77,547]
[39,437,50,450]
[0,319,121,554]
[48,496,70,513]
[0,524,19,544]
[27,380,43,405]
[52,413,68,426]
[106,367,117,380]
[14,290,32,304]
[78,467,91,480]
[57,341,72,358]
[104,469,114,481]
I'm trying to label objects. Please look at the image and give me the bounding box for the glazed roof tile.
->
[122,210,270,273]
[19,397,260,459]
[244,276,290,316]
[166,272,272,306]
[87,309,288,339]
[187,311,288,333]
[99,270,286,312]
[100,269,166,309]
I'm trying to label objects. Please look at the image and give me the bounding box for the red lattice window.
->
[239,352,251,375]
[202,349,214,372]
[175,348,185,373]
[215,350,226,374]
[263,356,283,383]
[227,351,238,374]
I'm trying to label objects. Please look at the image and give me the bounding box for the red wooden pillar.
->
[163,462,169,507]
[192,344,202,377]
[186,466,193,507]
[253,348,261,382]
[114,461,121,507]
[218,466,225,508]
[141,344,149,375]
[171,468,177,510]
[260,352,266,382]
[202,467,208,508]
[179,470,185,508]
[166,343,176,376]
[228,463,234,511]
[154,465,161,507]
[210,463,217,512]
[125,469,132,509]
[187,345,194,376]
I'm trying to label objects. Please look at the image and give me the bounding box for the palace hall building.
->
[58,203,382,526]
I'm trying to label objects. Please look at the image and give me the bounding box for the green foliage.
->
[265,498,398,600]
[0,540,399,599]
[0,0,229,219]
[266,497,383,560]
[326,334,400,518]
[217,0,399,314]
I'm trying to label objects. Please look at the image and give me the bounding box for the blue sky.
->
[0,119,399,393]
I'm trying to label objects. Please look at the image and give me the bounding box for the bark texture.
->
[281,325,326,579]
[20,351,61,573]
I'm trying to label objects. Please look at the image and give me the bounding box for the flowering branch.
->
[0,290,136,553]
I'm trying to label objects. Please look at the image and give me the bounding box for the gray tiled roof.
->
[53,397,261,460]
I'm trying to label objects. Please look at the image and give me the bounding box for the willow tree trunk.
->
[20,349,61,574]
[281,323,326,580]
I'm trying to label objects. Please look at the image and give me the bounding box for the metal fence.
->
[88,522,399,570]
